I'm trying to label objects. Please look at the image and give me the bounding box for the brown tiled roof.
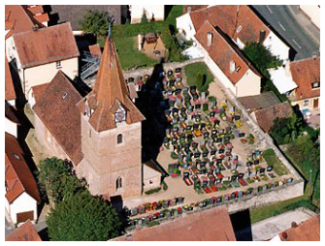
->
[114,206,236,241]
[190,5,270,44]
[33,13,50,23]
[254,101,293,133]
[281,216,320,241]
[89,44,102,57]
[5,5,45,39]
[290,57,320,101]
[238,91,280,112]
[195,20,260,85]
[5,133,40,204]
[31,83,49,103]
[5,101,20,125]
[183,5,208,14]
[5,56,16,101]
[33,71,83,165]
[6,220,41,241]
[12,22,80,69]
[81,37,145,132]
[27,5,44,15]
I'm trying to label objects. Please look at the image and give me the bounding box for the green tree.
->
[196,72,204,92]
[47,191,122,241]
[37,158,84,203]
[81,10,109,38]
[242,42,286,101]
[141,11,149,23]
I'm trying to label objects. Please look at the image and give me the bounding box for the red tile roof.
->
[183,5,208,14]
[33,71,83,165]
[12,22,79,69]
[281,216,320,241]
[33,13,50,23]
[254,101,293,132]
[80,37,145,132]
[89,44,102,57]
[5,133,40,204]
[290,57,320,100]
[114,206,236,241]
[190,5,270,44]
[5,5,45,39]
[6,220,41,241]
[195,20,260,85]
[5,101,20,125]
[5,56,16,101]
[27,5,44,15]
[31,83,50,104]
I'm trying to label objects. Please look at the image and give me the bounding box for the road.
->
[252,5,320,61]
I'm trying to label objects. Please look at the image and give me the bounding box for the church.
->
[32,35,163,199]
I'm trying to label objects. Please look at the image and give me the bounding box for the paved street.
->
[252,5,320,61]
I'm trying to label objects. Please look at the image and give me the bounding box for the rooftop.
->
[190,5,270,44]
[5,56,16,101]
[6,220,41,241]
[12,22,79,69]
[5,133,40,204]
[33,71,83,164]
[114,206,236,241]
[195,20,260,85]
[290,57,320,101]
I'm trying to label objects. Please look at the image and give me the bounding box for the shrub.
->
[171,152,179,159]
[145,187,162,195]
[162,181,168,191]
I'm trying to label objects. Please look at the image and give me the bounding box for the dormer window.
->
[230,61,236,73]
[236,66,241,73]
[236,25,242,33]
[56,61,62,69]
[13,153,20,160]
[312,82,320,89]
[207,32,213,47]
[62,92,68,99]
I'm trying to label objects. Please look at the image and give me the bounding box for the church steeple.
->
[83,36,145,132]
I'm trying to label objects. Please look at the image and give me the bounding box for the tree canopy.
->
[81,10,110,38]
[46,191,122,241]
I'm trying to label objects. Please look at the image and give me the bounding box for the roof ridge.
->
[290,56,320,64]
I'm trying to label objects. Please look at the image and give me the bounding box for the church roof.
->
[82,37,145,132]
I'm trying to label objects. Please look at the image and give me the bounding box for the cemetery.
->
[123,63,297,228]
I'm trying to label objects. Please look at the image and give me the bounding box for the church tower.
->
[77,36,145,198]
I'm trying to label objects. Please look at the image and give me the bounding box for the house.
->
[114,206,236,241]
[194,20,261,97]
[289,57,320,112]
[251,101,293,133]
[6,22,79,98]
[26,5,50,27]
[32,36,163,199]
[5,5,46,39]
[271,216,320,241]
[5,133,41,225]
[176,5,290,62]
[129,5,165,23]
[299,5,320,29]
[268,64,298,95]
[5,220,41,241]
[49,5,126,31]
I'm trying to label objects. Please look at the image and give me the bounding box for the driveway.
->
[252,5,320,61]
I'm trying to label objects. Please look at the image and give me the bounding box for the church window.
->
[116,177,122,190]
[117,134,123,144]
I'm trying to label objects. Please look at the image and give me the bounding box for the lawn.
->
[262,149,288,176]
[113,36,158,70]
[185,62,214,91]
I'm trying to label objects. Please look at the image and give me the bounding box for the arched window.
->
[117,134,123,144]
[116,177,122,190]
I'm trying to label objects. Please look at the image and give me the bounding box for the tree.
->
[46,191,122,241]
[37,158,84,203]
[141,11,149,23]
[81,10,109,38]
[195,72,204,92]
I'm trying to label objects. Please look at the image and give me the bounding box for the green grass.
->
[184,62,214,91]
[250,197,317,224]
[165,5,184,28]
[262,149,288,176]
[113,36,158,70]
[312,172,320,207]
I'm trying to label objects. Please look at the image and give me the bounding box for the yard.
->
[262,149,289,176]
[184,62,214,91]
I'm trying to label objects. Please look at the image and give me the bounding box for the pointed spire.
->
[85,37,145,132]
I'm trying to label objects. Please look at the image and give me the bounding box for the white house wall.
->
[235,69,261,97]
[7,192,38,224]
[176,13,196,40]
[5,118,18,137]
[263,31,290,63]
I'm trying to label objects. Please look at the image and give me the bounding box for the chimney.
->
[259,30,266,44]
[207,32,213,47]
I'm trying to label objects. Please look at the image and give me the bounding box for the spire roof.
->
[84,37,145,132]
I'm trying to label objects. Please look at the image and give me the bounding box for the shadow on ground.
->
[230,209,253,241]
